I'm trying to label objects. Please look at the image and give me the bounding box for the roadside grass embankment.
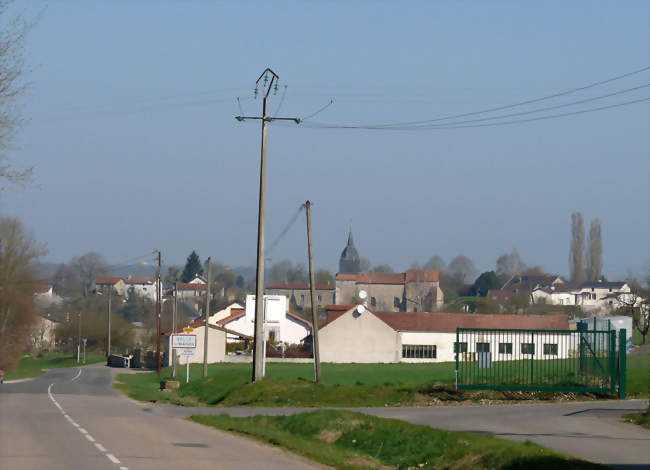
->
[191,410,604,470]
[4,352,106,381]
[115,355,649,407]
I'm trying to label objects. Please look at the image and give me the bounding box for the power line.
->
[380,83,650,130]
[360,65,650,129]
[300,96,649,131]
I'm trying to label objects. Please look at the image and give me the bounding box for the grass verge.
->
[191,410,604,470]
[4,352,106,381]
[115,356,649,407]
[622,411,650,430]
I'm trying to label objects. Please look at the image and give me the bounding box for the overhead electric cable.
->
[381,83,650,129]
[266,205,305,256]
[299,96,650,131]
[365,65,650,128]
[299,99,335,122]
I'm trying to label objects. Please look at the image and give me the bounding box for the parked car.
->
[0,369,4,384]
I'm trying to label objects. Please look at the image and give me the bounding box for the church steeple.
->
[339,228,361,274]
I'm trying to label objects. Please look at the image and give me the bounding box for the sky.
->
[2,1,649,281]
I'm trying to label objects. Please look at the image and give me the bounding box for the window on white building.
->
[476,342,490,352]
[402,344,436,359]
[454,342,468,353]
[498,343,512,354]
[371,297,377,308]
[521,343,535,355]
[543,344,558,355]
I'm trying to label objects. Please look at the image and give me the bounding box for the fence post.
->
[578,322,586,373]
[618,328,626,399]
[609,330,616,394]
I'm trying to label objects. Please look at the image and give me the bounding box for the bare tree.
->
[0,217,46,370]
[569,212,585,284]
[447,255,478,284]
[615,291,649,345]
[0,1,33,187]
[423,255,446,271]
[586,218,603,282]
[496,249,526,278]
[69,252,108,297]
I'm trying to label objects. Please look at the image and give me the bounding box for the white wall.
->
[222,314,310,345]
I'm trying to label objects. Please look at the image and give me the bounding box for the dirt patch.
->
[317,429,343,443]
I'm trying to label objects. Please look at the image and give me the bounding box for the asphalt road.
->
[0,365,327,470]
[2,365,649,469]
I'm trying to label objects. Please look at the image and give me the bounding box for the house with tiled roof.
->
[95,277,126,296]
[215,305,312,345]
[125,275,157,301]
[315,304,569,363]
[531,280,633,314]
[334,269,443,312]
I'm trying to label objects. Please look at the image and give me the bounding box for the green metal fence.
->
[455,327,626,396]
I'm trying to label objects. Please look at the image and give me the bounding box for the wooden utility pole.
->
[235,68,299,382]
[156,250,162,379]
[106,287,112,358]
[305,201,321,383]
[203,257,211,377]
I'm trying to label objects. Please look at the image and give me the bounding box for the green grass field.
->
[4,352,106,381]
[191,410,604,470]
[115,354,649,407]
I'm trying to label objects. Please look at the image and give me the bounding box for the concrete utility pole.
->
[235,68,299,382]
[77,311,82,363]
[304,201,321,383]
[172,281,177,378]
[156,250,162,380]
[203,257,211,377]
[106,287,112,357]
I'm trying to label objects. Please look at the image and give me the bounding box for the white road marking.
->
[70,368,83,381]
[48,381,125,468]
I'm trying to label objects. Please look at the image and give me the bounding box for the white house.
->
[316,305,570,363]
[208,301,244,324]
[216,307,312,345]
[125,276,158,301]
[532,281,634,313]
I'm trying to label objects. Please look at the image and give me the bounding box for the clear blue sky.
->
[4,1,649,280]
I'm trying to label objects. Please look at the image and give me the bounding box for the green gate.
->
[455,326,626,397]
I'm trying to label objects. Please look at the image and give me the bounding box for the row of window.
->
[402,344,437,358]
[454,342,559,356]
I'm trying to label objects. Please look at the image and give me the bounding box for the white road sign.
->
[172,334,196,349]
[180,348,194,356]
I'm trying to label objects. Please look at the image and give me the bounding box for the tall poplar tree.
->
[586,218,603,282]
[569,212,585,284]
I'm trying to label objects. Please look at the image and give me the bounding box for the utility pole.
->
[203,257,211,377]
[156,250,162,380]
[106,287,112,357]
[77,311,82,363]
[235,68,300,382]
[305,201,321,383]
[172,281,177,378]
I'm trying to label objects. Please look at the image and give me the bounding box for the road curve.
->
[0,365,328,470]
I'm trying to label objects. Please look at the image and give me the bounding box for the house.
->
[216,306,312,345]
[33,283,63,307]
[335,269,444,312]
[315,305,569,363]
[95,277,127,296]
[125,275,157,301]
[176,280,224,301]
[265,282,335,309]
[532,281,633,314]
[163,319,251,366]
[208,301,244,324]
